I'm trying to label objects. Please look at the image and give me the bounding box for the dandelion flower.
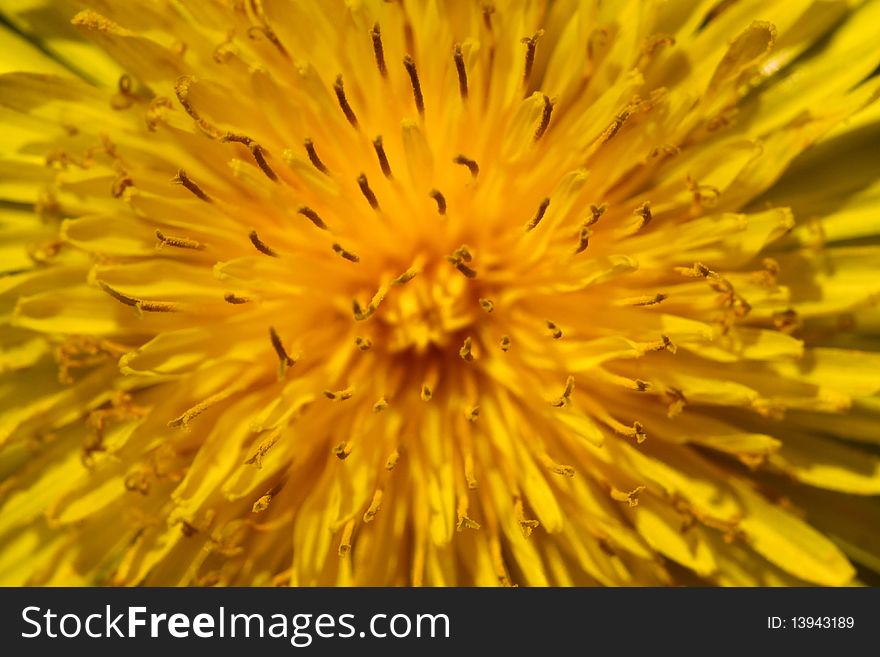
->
[1,0,880,587]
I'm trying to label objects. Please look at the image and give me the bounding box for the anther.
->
[332,243,360,263]
[172,169,212,202]
[355,336,372,351]
[466,405,480,422]
[429,189,447,215]
[420,384,433,401]
[324,387,354,401]
[534,94,554,141]
[357,173,380,210]
[525,197,550,231]
[665,387,686,418]
[500,335,511,351]
[303,138,330,174]
[155,229,204,251]
[372,136,393,178]
[269,326,295,369]
[370,23,387,78]
[551,375,575,407]
[459,337,475,362]
[479,298,494,313]
[403,55,425,115]
[454,44,468,99]
[576,204,606,254]
[297,206,328,230]
[373,396,389,413]
[521,31,544,89]
[334,441,352,460]
[249,230,278,257]
[546,320,563,339]
[633,201,652,230]
[250,143,278,182]
[224,292,250,304]
[333,75,359,128]
[453,154,479,178]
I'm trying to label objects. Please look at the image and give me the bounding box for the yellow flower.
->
[1,0,879,587]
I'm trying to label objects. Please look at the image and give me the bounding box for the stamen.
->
[333,75,359,128]
[772,308,800,334]
[633,201,652,230]
[244,428,281,468]
[521,31,544,89]
[429,189,447,215]
[457,498,481,531]
[269,326,295,369]
[465,453,478,488]
[174,76,223,138]
[546,320,563,339]
[459,337,475,362]
[338,518,355,556]
[609,419,647,444]
[500,335,511,351]
[453,154,479,178]
[403,55,425,114]
[641,334,675,353]
[675,261,711,278]
[363,489,384,522]
[372,136,393,178]
[303,138,330,174]
[540,453,575,477]
[221,132,254,146]
[155,229,204,251]
[324,387,354,401]
[172,169,212,202]
[97,285,133,306]
[137,301,179,313]
[249,230,278,257]
[479,298,495,313]
[252,493,272,513]
[224,292,250,304]
[665,387,686,418]
[297,206,328,230]
[446,245,477,277]
[420,383,433,401]
[334,441,352,460]
[576,207,605,254]
[610,485,646,508]
[357,173,380,210]
[514,496,540,537]
[332,243,361,263]
[551,375,575,407]
[168,389,234,429]
[466,405,480,422]
[385,447,401,470]
[392,269,417,285]
[534,94,554,141]
[373,396,389,413]
[482,4,495,31]
[97,282,178,313]
[370,23,388,78]
[355,336,372,351]
[454,44,468,99]
[250,143,278,182]
[525,197,550,231]
[616,293,667,306]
